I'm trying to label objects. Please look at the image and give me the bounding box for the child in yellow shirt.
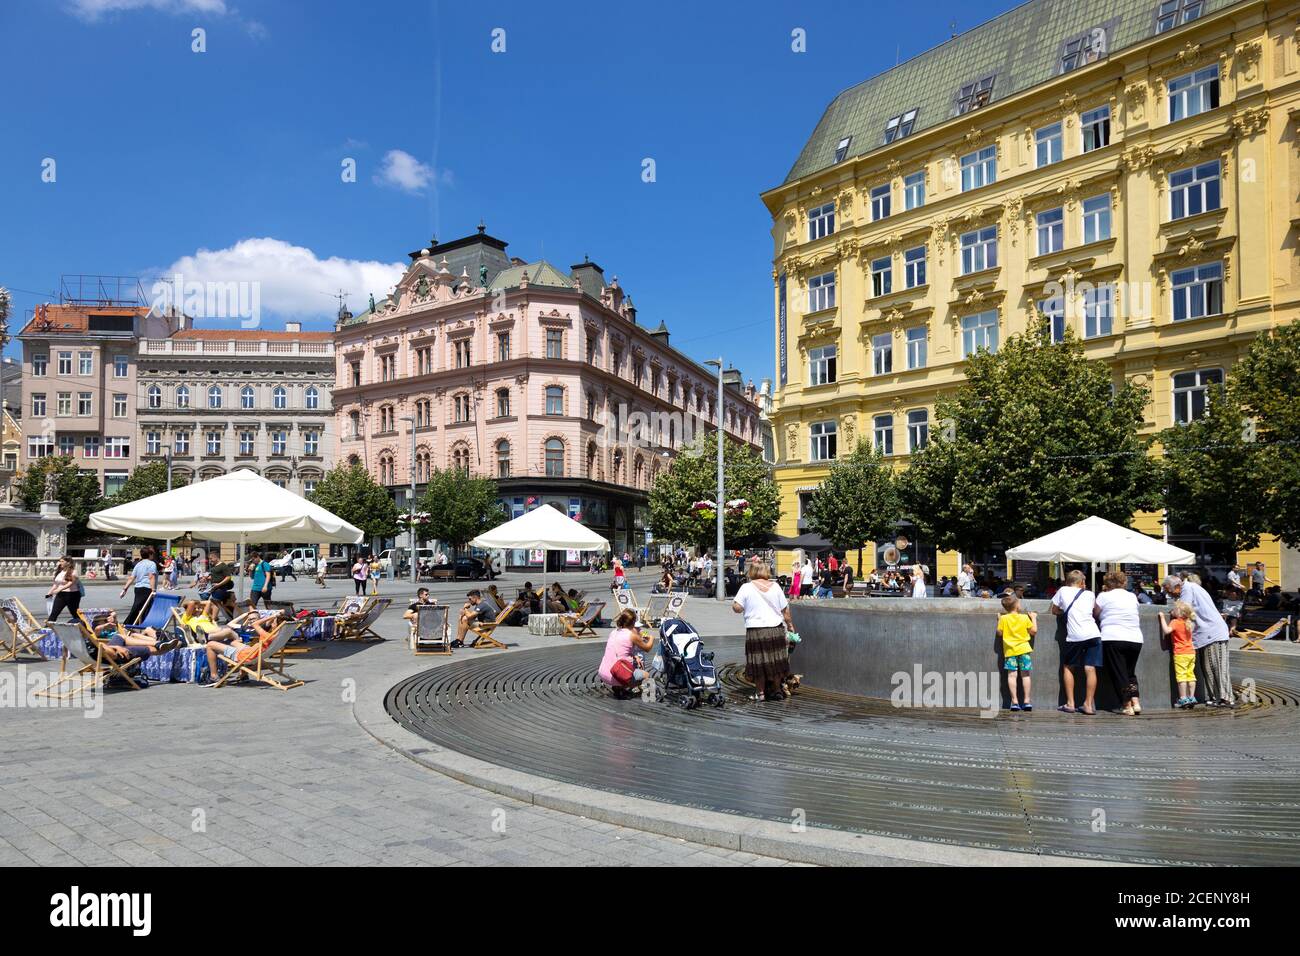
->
[996,593,1038,712]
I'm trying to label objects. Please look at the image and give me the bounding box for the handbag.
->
[610,657,635,685]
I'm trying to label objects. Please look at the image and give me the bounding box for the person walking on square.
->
[996,592,1036,711]
[315,555,328,587]
[120,546,158,626]
[44,556,83,625]
[1095,570,1144,716]
[1051,569,1101,715]
[1158,602,1198,708]
[787,553,802,601]
[351,556,368,596]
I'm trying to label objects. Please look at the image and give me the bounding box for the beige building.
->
[764,0,1300,584]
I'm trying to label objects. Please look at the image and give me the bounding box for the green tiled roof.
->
[783,0,1240,185]
[488,260,575,291]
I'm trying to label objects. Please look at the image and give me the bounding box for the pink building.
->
[332,227,763,564]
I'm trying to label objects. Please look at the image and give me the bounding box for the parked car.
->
[455,556,496,580]
[375,548,439,572]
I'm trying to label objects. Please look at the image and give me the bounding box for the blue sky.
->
[1,0,1017,384]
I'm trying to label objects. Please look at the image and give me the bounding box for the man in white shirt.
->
[1051,569,1101,714]
[956,564,975,597]
[1226,565,1242,590]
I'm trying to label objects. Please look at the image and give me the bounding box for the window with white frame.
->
[1082,194,1112,243]
[57,352,72,375]
[808,202,835,240]
[271,430,287,455]
[57,392,71,416]
[453,393,471,422]
[905,326,927,369]
[870,256,892,297]
[83,435,100,458]
[205,431,222,455]
[904,245,927,288]
[960,146,996,191]
[546,328,564,360]
[208,385,222,409]
[273,386,287,409]
[545,385,564,415]
[1172,368,1222,423]
[834,136,852,163]
[454,339,471,368]
[32,354,47,377]
[31,394,46,416]
[113,355,129,377]
[807,272,836,312]
[884,108,918,143]
[870,184,891,221]
[1168,66,1219,122]
[1169,160,1220,220]
[496,388,511,417]
[1081,106,1110,151]
[58,435,75,457]
[112,394,127,417]
[1037,208,1064,255]
[241,385,255,409]
[808,344,837,386]
[497,331,511,362]
[77,393,92,416]
[304,431,319,455]
[105,436,130,459]
[1042,295,1067,343]
[961,311,999,356]
[1060,27,1110,73]
[174,431,189,455]
[28,437,54,458]
[146,385,161,409]
[1156,0,1202,33]
[1171,262,1223,321]
[239,431,255,455]
[145,431,161,456]
[1035,123,1063,167]
[176,385,189,408]
[305,386,319,410]
[78,351,93,375]
[871,333,893,375]
[960,226,998,274]
[1084,284,1115,338]
[956,74,995,114]
[904,171,925,210]
[907,409,929,451]
[874,414,894,455]
[809,420,837,461]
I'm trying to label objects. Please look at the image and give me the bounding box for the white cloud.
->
[155,237,406,321]
[67,0,267,38]
[374,149,451,194]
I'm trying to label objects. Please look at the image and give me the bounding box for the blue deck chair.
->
[123,592,183,634]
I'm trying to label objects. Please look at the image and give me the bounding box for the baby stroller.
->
[655,618,723,710]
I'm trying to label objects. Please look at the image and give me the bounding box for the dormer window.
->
[956,75,995,114]
[1059,25,1113,73]
[884,108,918,143]
[1156,0,1202,33]
[834,136,852,163]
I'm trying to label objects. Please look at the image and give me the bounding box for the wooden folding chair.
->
[334,598,390,641]
[560,601,605,639]
[412,605,451,655]
[211,616,304,690]
[35,611,143,700]
[1237,617,1289,652]
[124,591,184,636]
[1,597,50,662]
[468,605,511,649]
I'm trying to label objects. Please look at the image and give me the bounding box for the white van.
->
[269,547,318,574]
[376,548,439,571]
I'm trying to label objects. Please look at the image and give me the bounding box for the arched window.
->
[545,438,565,477]
[241,385,255,409]
[305,386,319,410]
[415,449,430,483]
[207,385,222,409]
[612,449,624,484]
[454,393,470,423]
[452,445,470,474]
[496,439,511,478]
[175,385,190,408]
[273,386,287,410]
[378,454,394,485]
[147,384,161,409]
[495,388,511,418]
[633,455,645,488]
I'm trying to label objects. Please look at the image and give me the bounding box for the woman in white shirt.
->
[1094,569,1145,716]
[910,565,927,598]
[799,556,814,598]
[732,560,795,702]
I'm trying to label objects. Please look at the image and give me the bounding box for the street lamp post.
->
[704,358,725,601]
[162,444,173,561]
[399,415,417,585]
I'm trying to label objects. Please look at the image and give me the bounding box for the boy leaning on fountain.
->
[996,593,1037,712]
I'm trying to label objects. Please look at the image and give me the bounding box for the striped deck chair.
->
[412,605,451,655]
[1,597,50,662]
[560,601,604,640]
[210,615,304,690]
[1237,617,1290,652]
[35,610,142,700]
[468,604,511,650]
[334,597,390,641]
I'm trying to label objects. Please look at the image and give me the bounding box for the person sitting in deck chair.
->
[202,610,290,686]
[179,599,249,644]
[452,590,493,648]
[501,593,530,627]
[403,588,438,625]
[90,610,182,664]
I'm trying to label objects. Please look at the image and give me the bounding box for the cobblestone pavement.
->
[1,570,799,866]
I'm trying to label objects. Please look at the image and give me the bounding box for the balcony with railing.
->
[139,339,334,357]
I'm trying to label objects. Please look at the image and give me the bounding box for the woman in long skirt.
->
[734,561,795,701]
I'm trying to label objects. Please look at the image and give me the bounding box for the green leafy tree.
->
[805,439,902,571]
[648,432,780,550]
[1223,319,1300,548]
[307,462,400,545]
[416,469,506,553]
[15,456,105,542]
[900,318,1161,555]
[105,461,171,508]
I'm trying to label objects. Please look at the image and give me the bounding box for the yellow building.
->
[763,0,1300,587]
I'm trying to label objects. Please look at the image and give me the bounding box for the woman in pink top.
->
[598,609,655,696]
